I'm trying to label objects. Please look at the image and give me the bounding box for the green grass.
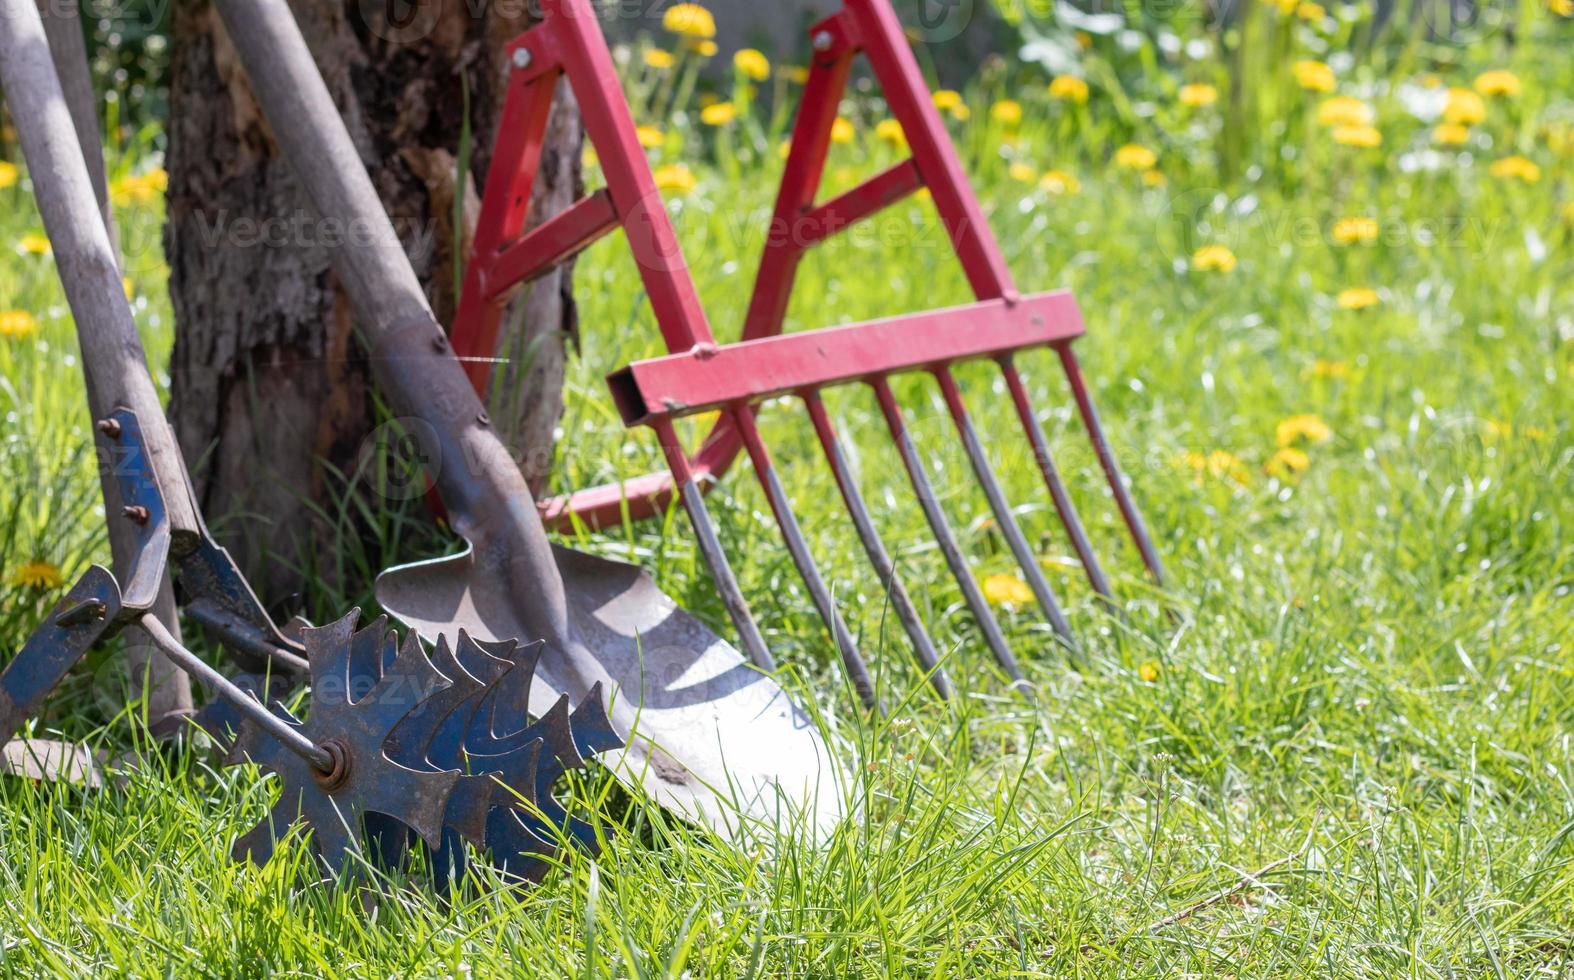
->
[2,8,1573,975]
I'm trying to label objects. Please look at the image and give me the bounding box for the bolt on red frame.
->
[450,0,1167,706]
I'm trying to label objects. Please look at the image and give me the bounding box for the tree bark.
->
[165,0,578,604]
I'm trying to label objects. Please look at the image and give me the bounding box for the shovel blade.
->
[376,544,843,841]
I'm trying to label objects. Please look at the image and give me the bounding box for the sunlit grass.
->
[1,4,1572,974]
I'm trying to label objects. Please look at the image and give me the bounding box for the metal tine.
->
[932,367,1077,651]
[803,391,955,701]
[997,356,1118,607]
[651,418,776,672]
[869,377,1028,689]
[729,408,880,711]
[1055,346,1169,588]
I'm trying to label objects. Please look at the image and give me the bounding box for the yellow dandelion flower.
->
[1488,155,1541,182]
[700,102,737,126]
[779,65,810,84]
[1274,0,1298,12]
[1179,83,1218,107]
[1433,123,1471,146]
[1008,162,1037,183]
[1317,95,1374,127]
[1473,69,1521,97]
[643,48,676,70]
[1114,143,1157,170]
[1297,0,1326,17]
[635,125,665,149]
[8,560,64,590]
[1142,169,1167,187]
[1306,359,1349,380]
[990,100,1023,126]
[691,40,719,57]
[1552,0,1573,15]
[1038,169,1080,194]
[875,118,907,150]
[1444,87,1486,125]
[0,160,17,189]
[1336,287,1380,310]
[1137,661,1161,683]
[1332,124,1382,147]
[0,309,38,339]
[982,573,1034,607]
[1191,244,1237,272]
[1265,447,1312,481]
[110,173,158,206]
[122,277,134,300]
[1180,450,1250,485]
[933,90,971,120]
[1331,216,1378,245]
[19,233,51,255]
[145,167,167,192]
[1293,60,1336,93]
[830,117,856,144]
[662,3,716,39]
[1048,75,1089,103]
[733,48,770,81]
[652,163,697,196]
[1276,414,1333,447]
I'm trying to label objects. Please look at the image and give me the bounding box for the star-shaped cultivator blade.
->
[392,631,626,888]
[225,611,622,888]
[226,611,481,875]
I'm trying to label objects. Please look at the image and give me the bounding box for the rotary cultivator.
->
[0,0,1167,894]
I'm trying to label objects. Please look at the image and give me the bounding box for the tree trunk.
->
[165,0,578,605]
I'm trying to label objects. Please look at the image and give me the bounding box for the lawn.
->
[1,4,1573,975]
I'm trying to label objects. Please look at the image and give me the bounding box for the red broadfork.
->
[448,0,1168,707]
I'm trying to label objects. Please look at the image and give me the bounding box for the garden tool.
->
[207,0,843,841]
[446,0,1168,706]
[0,0,622,884]
[38,0,192,734]
[0,0,306,763]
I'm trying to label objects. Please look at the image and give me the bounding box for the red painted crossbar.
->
[607,291,1085,426]
[483,189,618,300]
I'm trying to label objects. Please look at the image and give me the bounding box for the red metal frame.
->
[449,0,1166,700]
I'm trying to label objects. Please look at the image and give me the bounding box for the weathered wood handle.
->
[0,0,201,549]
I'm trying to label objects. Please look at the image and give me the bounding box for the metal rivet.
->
[432,334,449,351]
[123,505,150,525]
[476,412,491,427]
[813,30,834,51]
[55,599,107,628]
[512,48,532,69]
[96,418,122,438]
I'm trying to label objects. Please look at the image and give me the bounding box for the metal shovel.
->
[210,0,843,839]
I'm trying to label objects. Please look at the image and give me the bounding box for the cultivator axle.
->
[450,0,1168,705]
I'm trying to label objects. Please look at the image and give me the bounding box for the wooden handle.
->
[0,0,201,550]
